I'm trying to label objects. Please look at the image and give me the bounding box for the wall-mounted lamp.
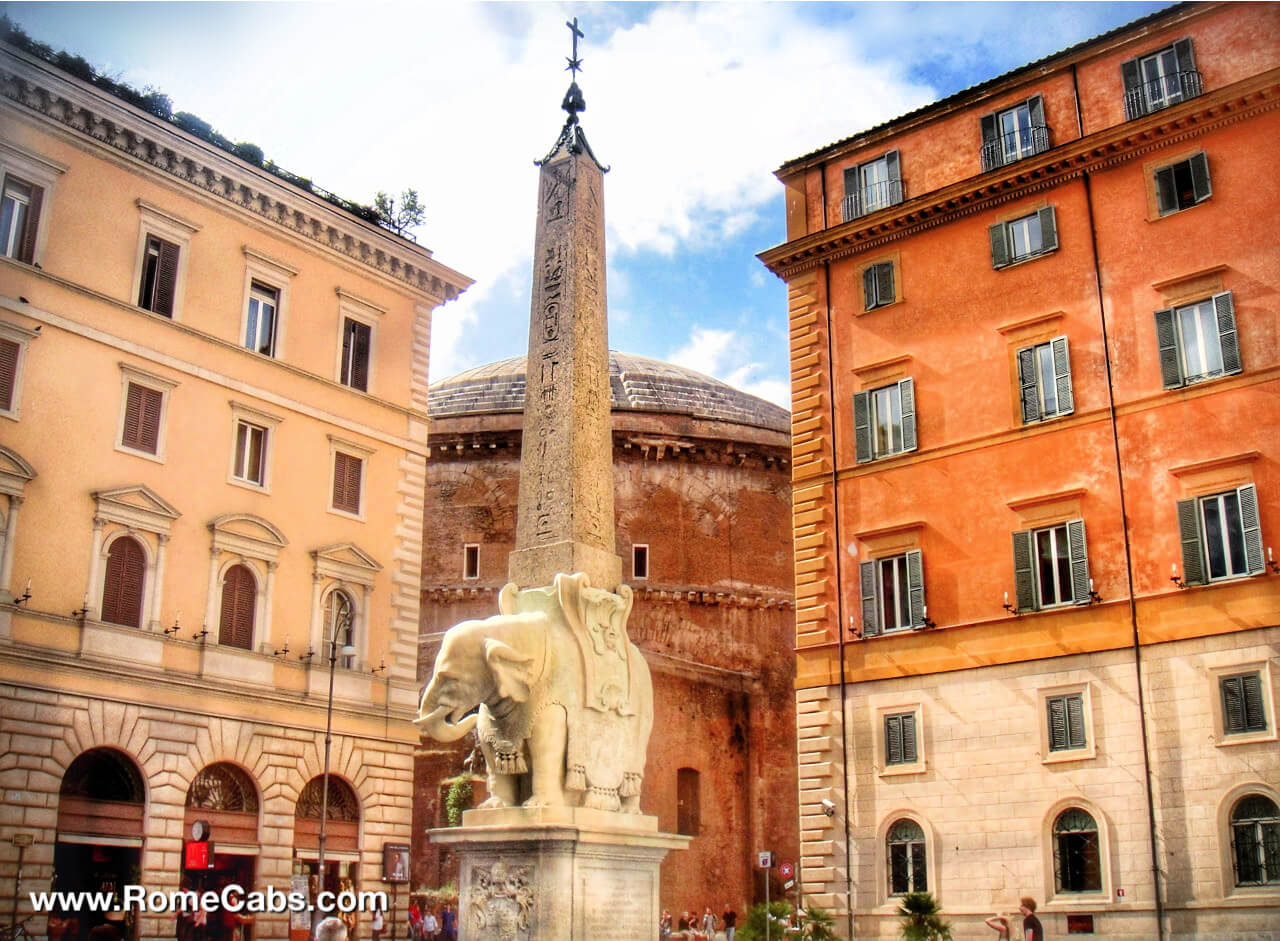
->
[273,638,291,658]
[1268,546,1279,575]
[370,657,387,676]
[192,625,209,642]
[72,592,89,619]
[299,646,315,664]
[1002,591,1021,616]
[1170,563,1187,590]
[164,612,182,636]
[13,578,31,606]
[1087,578,1103,605]
[918,604,937,629]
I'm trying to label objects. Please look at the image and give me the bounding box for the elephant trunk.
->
[415,704,478,743]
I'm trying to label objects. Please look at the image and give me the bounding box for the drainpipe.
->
[1080,169,1166,941]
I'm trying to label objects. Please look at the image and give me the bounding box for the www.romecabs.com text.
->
[31,885,388,915]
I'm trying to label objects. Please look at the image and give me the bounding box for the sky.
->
[2,1,1169,410]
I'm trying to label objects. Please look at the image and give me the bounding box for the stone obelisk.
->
[508,41,620,594]
[424,19,687,941]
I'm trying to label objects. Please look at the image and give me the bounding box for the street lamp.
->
[316,592,355,933]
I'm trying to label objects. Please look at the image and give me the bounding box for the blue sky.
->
[3,1,1168,408]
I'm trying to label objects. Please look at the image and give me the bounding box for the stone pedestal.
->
[430,807,689,940]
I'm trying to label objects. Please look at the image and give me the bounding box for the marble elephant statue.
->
[416,571,653,812]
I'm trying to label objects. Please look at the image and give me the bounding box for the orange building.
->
[759,3,1279,938]
[0,29,469,941]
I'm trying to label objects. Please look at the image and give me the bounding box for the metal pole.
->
[10,842,25,937]
[764,861,770,941]
[316,596,350,937]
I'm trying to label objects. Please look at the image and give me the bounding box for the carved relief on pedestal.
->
[469,860,535,941]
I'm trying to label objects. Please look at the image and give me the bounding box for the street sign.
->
[757,851,774,869]
[779,862,794,879]
[784,879,795,891]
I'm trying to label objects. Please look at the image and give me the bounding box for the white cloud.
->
[667,326,791,411]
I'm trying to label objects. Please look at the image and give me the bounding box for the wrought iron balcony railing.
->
[841,179,904,223]
[1124,69,1203,120]
[980,125,1051,172]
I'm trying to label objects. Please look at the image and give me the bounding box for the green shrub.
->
[897,892,951,941]
[736,900,794,941]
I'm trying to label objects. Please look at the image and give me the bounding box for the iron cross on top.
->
[565,17,584,76]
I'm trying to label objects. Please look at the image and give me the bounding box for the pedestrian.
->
[371,904,385,941]
[722,903,737,941]
[440,903,456,941]
[701,906,717,939]
[659,910,672,939]
[422,906,440,941]
[315,916,348,941]
[1019,897,1043,941]
[984,912,1012,939]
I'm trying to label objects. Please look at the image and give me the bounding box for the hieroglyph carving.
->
[469,860,535,941]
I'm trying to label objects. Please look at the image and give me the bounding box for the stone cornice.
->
[422,584,794,611]
[0,43,473,303]
[759,70,1280,280]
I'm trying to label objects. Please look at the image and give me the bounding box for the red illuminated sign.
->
[184,841,211,869]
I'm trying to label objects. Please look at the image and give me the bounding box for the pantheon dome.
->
[414,351,798,914]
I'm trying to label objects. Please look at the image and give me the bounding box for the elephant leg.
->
[523,704,567,808]
[478,740,519,809]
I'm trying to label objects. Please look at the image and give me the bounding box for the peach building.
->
[759,3,1279,938]
[0,32,469,941]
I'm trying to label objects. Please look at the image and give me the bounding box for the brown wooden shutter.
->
[0,338,19,412]
[218,564,256,650]
[122,383,163,453]
[101,536,146,627]
[153,238,180,317]
[351,322,370,391]
[333,452,363,513]
[17,183,42,264]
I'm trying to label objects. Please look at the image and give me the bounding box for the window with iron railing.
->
[980,95,1051,172]
[1122,38,1203,120]
[841,150,903,222]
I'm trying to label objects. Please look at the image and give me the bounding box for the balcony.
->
[1124,69,1203,120]
[980,125,1051,173]
[841,179,904,223]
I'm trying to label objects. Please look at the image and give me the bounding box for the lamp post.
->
[316,593,355,933]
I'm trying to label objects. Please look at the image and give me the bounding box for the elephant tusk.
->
[415,704,478,742]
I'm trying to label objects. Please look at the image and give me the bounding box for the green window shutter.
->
[853,391,872,464]
[1051,335,1073,415]
[863,266,877,311]
[1017,346,1040,423]
[1173,37,1197,76]
[1121,57,1144,119]
[1027,95,1047,154]
[989,222,1010,269]
[901,713,917,763]
[1189,152,1211,203]
[1241,673,1266,731]
[843,166,861,219]
[876,262,895,307]
[1237,483,1264,575]
[905,549,925,628]
[1067,518,1090,605]
[1012,529,1036,612]
[980,112,1000,171]
[1213,292,1241,375]
[1066,694,1087,748]
[1155,165,1177,215]
[885,715,903,764]
[860,560,880,636]
[1048,697,1068,751]
[885,150,902,205]
[1154,308,1183,389]
[899,378,917,453]
[1177,498,1207,586]
[1038,206,1059,253]
[1221,675,1245,733]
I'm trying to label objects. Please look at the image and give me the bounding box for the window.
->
[1122,38,1201,120]
[217,563,257,650]
[1012,519,1089,611]
[980,95,1049,171]
[137,235,180,316]
[860,549,925,636]
[1177,485,1264,585]
[863,261,895,311]
[325,589,357,669]
[853,378,916,463]
[1053,808,1102,893]
[0,174,41,263]
[331,451,363,515]
[676,768,700,836]
[632,544,649,580]
[340,317,372,391]
[990,207,1058,268]
[887,819,927,895]
[100,534,146,628]
[1231,795,1280,887]
[244,282,279,355]
[1155,152,1210,216]
[232,420,268,486]
[1155,292,1240,389]
[1017,336,1074,423]
[884,712,918,766]
[120,382,163,455]
[842,150,902,222]
[0,338,17,413]
[1047,693,1087,752]
[132,201,198,320]
[463,544,480,580]
[1221,672,1268,736]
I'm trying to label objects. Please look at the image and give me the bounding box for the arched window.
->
[1231,794,1280,887]
[57,747,146,839]
[294,775,360,854]
[887,819,927,894]
[187,763,259,813]
[325,589,356,669]
[1054,808,1102,892]
[219,563,257,650]
[676,768,700,836]
[100,535,146,627]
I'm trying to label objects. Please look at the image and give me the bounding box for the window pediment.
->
[312,543,381,586]
[93,484,180,534]
[209,513,288,563]
[0,444,36,497]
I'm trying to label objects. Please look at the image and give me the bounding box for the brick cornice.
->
[759,70,1280,280]
[0,43,473,303]
[422,583,794,611]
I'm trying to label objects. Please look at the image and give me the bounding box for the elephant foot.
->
[521,794,565,809]
[478,795,509,810]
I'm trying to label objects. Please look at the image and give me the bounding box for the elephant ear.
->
[556,572,590,634]
[613,584,634,632]
[497,582,520,616]
[484,638,536,702]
